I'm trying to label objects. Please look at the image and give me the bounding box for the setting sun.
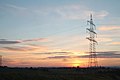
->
[72,59,82,67]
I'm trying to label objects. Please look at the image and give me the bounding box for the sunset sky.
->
[0,0,120,67]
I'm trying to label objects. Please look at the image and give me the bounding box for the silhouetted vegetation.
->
[0,66,120,80]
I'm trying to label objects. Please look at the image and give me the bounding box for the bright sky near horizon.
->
[0,0,120,67]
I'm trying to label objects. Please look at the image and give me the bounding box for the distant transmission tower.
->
[0,55,2,66]
[86,14,98,67]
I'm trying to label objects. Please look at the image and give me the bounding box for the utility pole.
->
[0,55,2,66]
[86,14,98,67]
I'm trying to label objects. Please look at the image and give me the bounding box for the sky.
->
[0,0,120,67]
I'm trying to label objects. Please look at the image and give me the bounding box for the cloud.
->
[0,39,21,44]
[1,4,38,17]
[2,57,33,67]
[2,47,34,51]
[97,37,112,42]
[32,4,109,20]
[55,5,108,20]
[0,38,47,44]
[3,58,15,63]
[2,4,109,20]
[38,50,120,60]
[22,38,47,42]
[97,51,120,58]
[94,10,109,19]
[109,42,120,45]
[45,56,71,59]
[6,4,27,10]
[33,51,73,55]
[0,44,47,52]
[84,51,120,58]
[98,26,120,31]
[44,51,120,59]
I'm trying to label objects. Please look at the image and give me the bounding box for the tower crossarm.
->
[87,20,96,27]
[86,37,97,43]
[86,28,97,34]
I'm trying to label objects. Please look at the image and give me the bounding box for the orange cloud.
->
[97,37,112,42]
[98,26,120,31]
[109,42,120,45]
[0,44,48,53]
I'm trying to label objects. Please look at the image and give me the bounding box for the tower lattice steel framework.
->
[86,14,98,67]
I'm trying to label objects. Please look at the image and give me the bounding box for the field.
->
[0,67,120,80]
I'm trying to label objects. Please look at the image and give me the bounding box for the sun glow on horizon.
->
[71,59,82,67]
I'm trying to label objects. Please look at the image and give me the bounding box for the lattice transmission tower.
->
[86,14,98,67]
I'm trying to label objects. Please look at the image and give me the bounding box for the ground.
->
[0,67,120,80]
